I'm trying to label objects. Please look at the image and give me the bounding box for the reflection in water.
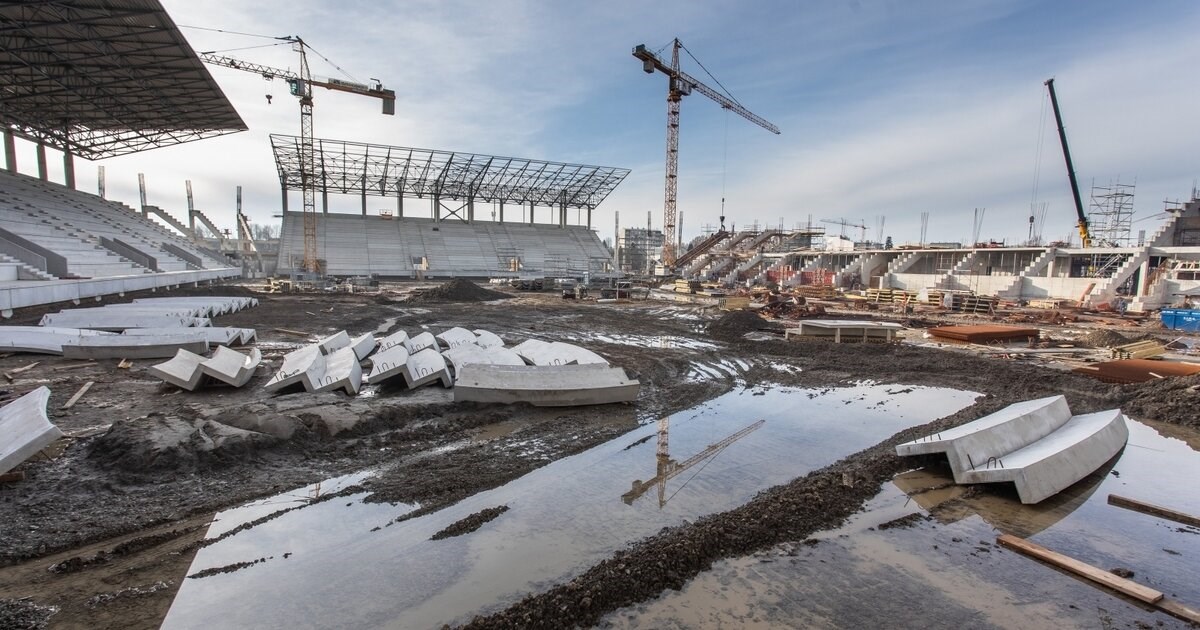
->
[161,384,977,630]
[623,417,765,508]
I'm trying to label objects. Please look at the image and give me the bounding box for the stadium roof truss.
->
[270,134,631,210]
[0,0,247,159]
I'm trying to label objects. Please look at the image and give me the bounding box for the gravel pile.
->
[408,278,511,303]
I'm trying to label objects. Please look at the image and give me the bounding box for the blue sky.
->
[15,0,1199,246]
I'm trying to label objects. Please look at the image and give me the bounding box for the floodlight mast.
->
[632,39,779,269]
[200,36,396,274]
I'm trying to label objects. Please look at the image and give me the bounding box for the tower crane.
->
[622,418,765,508]
[1044,78,1091,248]
[200,37,396,274]
[820,218,869,242]
[633,39,780,269]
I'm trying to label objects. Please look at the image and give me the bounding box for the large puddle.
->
[161,384,977,629]
[602,418,1200,629]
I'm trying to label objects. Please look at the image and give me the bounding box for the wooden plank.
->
[1108,494,1200,528]
[996,534,1163,604]
[1157,599,1200,625]
[274,328,310,338]
[0,471,25,484]
[3,361,40,382]
[52,361,96,372]
[61,380,94,410]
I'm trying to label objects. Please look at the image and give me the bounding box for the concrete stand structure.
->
[454,364,640,406]
[39,312,209,330]
[512,339,608,366]
[0,387,62,476]
[378,330,409,351]
[0,326,115,354]
[366,345,410,384]
[264,344,326,392]
[62,334,210,359]
[313,347,362,395]
[123,327,256,346]
[441,344,525,379]
[199,346,261,387]
[403,348,453,389]
[147,350,206,390]
[404,331,437,354]
[436,327,476,349]
[784,320,903,343]
[473,329,504,349]
[897,396,1129,504]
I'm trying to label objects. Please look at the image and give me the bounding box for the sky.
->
[10,0,1200,246]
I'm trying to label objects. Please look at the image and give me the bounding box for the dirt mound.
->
[408,278,511,303]
[1119,373,1200,428]
[88,415,282,474]
[0,598,56,630]
[431,505,509,540]
[707,311,781,339]
[1081,329,1130,348]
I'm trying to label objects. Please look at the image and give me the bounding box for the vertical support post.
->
[62,150,75,189]
[560,199,567,228]
[186,180,196,233]
[396,194,403,218]
[499,200,504,223]
[97,165,106,199]
[529,202,535,226]
[468,197,475,223]
[433,193,440,223]
[614,210,620,273]
[35,142,48,181]
[322,187,328,214]
[138,173,148,212]
[361,175,367,216]
[587,205,592,230]
[281,187,289,213]
[1137,257,1151,297]
[2,130,15,172]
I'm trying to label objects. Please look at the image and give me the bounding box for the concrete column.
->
[322,187,328,214]
[3,130,16,172]
[1137,257,1151,297]
[468,197,475,223]
[62,150,75,189]
[587,205,592,230]
[361,175,367,216]
[498,200,504,223]
[36,142,48,180]
[281,187,289,213]
[559,202,567,228]
[396,195,403,218]
[434,194,440,223]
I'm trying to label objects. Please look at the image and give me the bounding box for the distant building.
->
[620,227,663,274]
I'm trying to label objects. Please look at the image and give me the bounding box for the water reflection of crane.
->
[623,418,765,508]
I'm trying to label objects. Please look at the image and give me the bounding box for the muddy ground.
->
[0,281,1196,629]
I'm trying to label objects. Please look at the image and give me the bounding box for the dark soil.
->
[1119,373,1200,430]
[407,278,513,303]
[876,512,931,531]
[0,598,56,630]
[707,310,783,338]
[431,505,510,540]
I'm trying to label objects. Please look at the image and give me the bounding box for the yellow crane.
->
[623,418,765,508]
[200,37,395,274]
[633,39,780,269]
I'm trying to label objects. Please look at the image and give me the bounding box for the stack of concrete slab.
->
[148,346,263,391]
[123,327,256,346]
[62,334,211,359]
[0,326,115,355]
[131,296,258,316]
[511,339,608,366]
[263,330,366,395]
[0,387,62,476]
[441,344,525,379]
[36,295,257,331]
[895,395,1129,504]
[454,363,639,406]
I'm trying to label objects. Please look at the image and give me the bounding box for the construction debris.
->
[62,381,94,409]
[1072,359,1200,383]
[0,387,62,475]
[928,325,1039,343]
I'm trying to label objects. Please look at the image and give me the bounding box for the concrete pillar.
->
[281,187,289,213]
[468,197,475,223]
[559,202,567,228]
[434,194,440,223]
[361,175,367,216]
[3,130,16,172]
[396,194,403,218]
[498,200,504,223]
[587,205,592,230]
[1137,257,1151,297]
[322,187,328,214]
[529,202,535,226]
[36,142,48,180]
[63,150,75,189]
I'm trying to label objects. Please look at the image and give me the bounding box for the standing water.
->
[162,384,978,629]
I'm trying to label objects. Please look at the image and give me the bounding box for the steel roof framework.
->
[270,134,630,211]
[0,0,247,159]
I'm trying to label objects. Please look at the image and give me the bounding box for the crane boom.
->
[633,40,779,268]
[622,418,765,507]
[200,37,395,273]
[1044,78,1090,248]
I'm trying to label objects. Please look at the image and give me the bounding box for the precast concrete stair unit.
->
[896,395,1128,504]
[0,387,62,476]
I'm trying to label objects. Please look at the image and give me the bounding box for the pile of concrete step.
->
[0,326,115,355]
[895,395,1129,504]
[148,346,263,391]
[37,295,257,331]
[264,331,377,395]
[0,387,62,476]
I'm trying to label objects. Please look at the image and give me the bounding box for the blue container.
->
[1161,308,1200,332]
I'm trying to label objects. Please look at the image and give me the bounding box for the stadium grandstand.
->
[271,136,629,279]
[0,0,245,314]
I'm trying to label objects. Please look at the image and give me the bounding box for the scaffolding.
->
[1088,180,1136,247]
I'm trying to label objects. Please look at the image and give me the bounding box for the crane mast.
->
[1044,78,1090,248]
[200,37,395,274]
[633,39,779,269]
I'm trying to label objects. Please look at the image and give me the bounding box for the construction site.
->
[2,2,1200,629]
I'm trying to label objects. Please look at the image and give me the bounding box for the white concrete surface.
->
[785,320,904,343]
[38,312,210,330]
[0,387,62,475]
[366,345,410,384]
[0,269,239,315]
[896,395,1071,482]
[404,348,452,389]
[378,330,409,351]
[265,344,327,392]
[61,334,211,359]
[512,339,608,366]
[404,331,437,354]
[454,364,640,406]
[313,347,363,395]
[122,327,243,346]
[200,346,261,388]
[441,344,525,378]
[436,327,476,349]
[0,327,115,355]
[959,410,1129,504]
[317,331,351,354]
[147,349,207,391]
[472,329,504,349]
[349,332,377,361]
